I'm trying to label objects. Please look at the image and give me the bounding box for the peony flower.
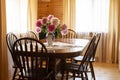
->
[36,19,42,27]
[50,17,60,26]
[35,15,68,39]
[42,17,48,24]
[61,29,68,35]
[36,27,41,33]
[48,15,54,21]
[60,24,68,35]
[47,24,56,33]
[60,24,67,31]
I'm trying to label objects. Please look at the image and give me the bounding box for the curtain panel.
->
[107,0,119,64]
[63,0,120,64]
[27,0,38,31]
[5,0,38,79]
[0,0,9,80]
[63,0,76,30]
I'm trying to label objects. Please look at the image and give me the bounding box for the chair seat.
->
[73,56,95,62]
[63,63,88,72]
[61,62,89,80]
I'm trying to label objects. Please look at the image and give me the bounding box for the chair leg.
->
[12,68,17,80]
[61,71,64,80]
[66,71,69,80]
[84,72,88,80]
[73,73,75,80]
[90,62,95,80]
[81,73,84,80]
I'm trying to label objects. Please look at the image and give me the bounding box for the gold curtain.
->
[27,0,38,31]
[63,0,120,64]
[63,0,76,30]
[107,0,119,64]
[119,0,120,70]
[0,0,9,80]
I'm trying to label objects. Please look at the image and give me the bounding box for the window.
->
[75,0,110,33]
[6,0,28,33]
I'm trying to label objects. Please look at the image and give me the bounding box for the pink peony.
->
[61,29,68,35]
[35,15,68,36]
[36,27,41,33]
[36,19,42,27]
[48,15,54,21]
[51,17,60,26]
[60,24,67,31]
[47,24,56,33]
[42,17,48,24]
[60,24,68,35]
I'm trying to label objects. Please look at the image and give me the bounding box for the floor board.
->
[57,62,120,80]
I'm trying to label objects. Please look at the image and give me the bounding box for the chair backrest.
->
[79,35,96,70]
[92,33,101,59]
[62,29,77,39]
[26,31,38,40]
[79,33,101,70]
[12,37,49,79]
[6,32,18,63]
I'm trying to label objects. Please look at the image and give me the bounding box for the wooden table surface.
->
[40,38,89,59]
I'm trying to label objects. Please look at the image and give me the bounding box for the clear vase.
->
[46,32,55,47]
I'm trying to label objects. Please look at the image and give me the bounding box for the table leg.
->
[49,58,61,80]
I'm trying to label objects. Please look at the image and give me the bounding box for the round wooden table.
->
[40,38,90,80]
[41,38,89,58]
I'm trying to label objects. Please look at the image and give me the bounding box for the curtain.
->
[0,0,9,80]
[119,0,120,70]
[75,0,109,33]
[63,0,120,64]
[6,0,38,79]
[75,0,110,63]
[107,0,119,64]
[27,0,38,31]
[63,0,76,30]
[6,0,28,33]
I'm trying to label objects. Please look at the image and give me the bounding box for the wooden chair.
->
[6,32,18,80]
[26,31,38,40]
[73,33,101,80]
[61,35,96,80]
[62,29,77,39]
[12,37,53,80]
[62,29,77,63]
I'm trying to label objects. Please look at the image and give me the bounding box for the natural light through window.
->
[75,0,110,33]
[6,0,28,33]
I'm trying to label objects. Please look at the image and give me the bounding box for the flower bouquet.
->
[35,15,68,39]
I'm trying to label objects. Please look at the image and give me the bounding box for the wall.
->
[38,0,63,22]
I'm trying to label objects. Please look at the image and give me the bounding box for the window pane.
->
[6,0,28,33]
[75,0,110,33]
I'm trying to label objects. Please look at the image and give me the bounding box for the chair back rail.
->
[92,33,101,59]
[6,32,18,80]
[26,31,38,40]
[62,29,77,39]
[13,37,52,80]
[79,35,96,69]
[6,32,18,54]
[6,32,18,64]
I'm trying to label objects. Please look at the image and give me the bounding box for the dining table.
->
[40,38,90,80]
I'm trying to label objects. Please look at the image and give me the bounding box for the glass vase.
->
[39,32,46,39]
[46,32,55,47]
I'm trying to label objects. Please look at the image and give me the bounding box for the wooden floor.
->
[93,62,120,80]
[57,62,120,80]
[9,62,120,80]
